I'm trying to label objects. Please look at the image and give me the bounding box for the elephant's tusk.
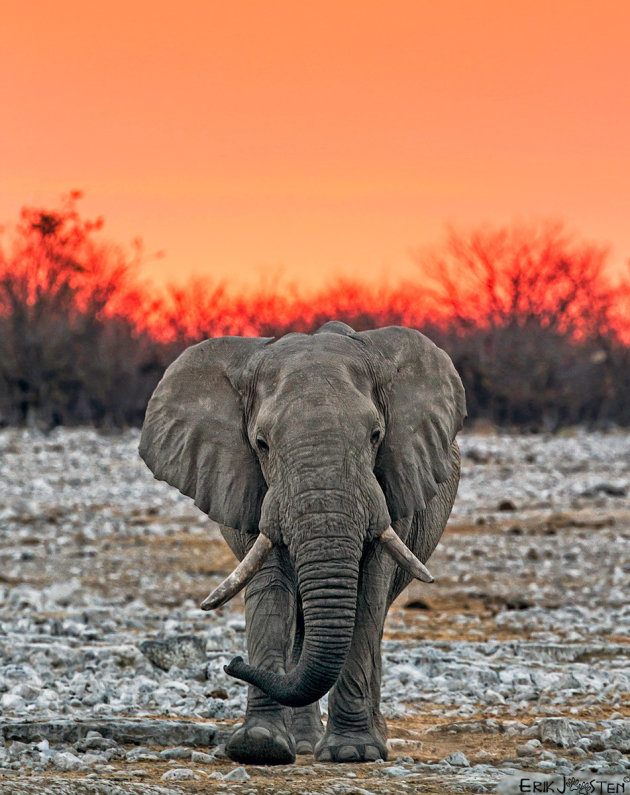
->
[200,533,273,611]
[379,526,434,583]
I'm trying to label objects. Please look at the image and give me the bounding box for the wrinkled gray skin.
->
[139,322,466,765]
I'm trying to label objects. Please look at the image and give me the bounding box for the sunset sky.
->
[1,1,629,290]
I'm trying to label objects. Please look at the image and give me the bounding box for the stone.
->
[539,717,579,748]
[445,751,470,767]
[599,721,630,751]
[381,765,412,778]
[497,499,517,511]
[1,718,224,748]
[601,749,623,762]
[208,687,229,699]
[600,482,626,497]
[162,767,196,781]
[126,746,160,762]
[10,683,40,702]
[517,740,541,756]
[75,736,119,752]
[7,741,29,758]
[191,750,215,764]
[140,635,206,671]
[223,765,250,781]
[502,720,528,736]
[82,752,108,766]
[51,750,83,771]
[599,763,627,774]
[160,746,193,760]
[46,579,81,606]
[483,689,505,705]
[1,694,25,711]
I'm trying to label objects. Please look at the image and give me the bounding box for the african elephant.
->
[139,321,465,765]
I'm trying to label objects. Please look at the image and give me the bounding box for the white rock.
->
[445,751,470,767]
[191,750,215,764]
[45,579,81,606]
[517,740,541,756]
[484,689,506,705]
[162,767,196,781]
[600,722,630,752]
[1,692,25,710]
[223,765,250,781]
[539,717,580,748]
[52,751,83,771]
[382,766,412,778]
[11,682,40,701]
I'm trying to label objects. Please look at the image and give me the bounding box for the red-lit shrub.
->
[1,196,628,428]
[412,223,630,427]
[0,193,165,425]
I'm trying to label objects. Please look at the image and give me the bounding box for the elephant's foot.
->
[226,715,296,765]
[314,727,388,763]
[292,704,324,755]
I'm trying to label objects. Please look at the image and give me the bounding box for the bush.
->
[1,196,628,429]
[0,193,165,426]
[413,222,628,429]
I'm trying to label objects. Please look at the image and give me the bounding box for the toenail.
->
[248,726,272,741]
[275,735,291,753]
[364,744,382,760]
[338,745,361,761]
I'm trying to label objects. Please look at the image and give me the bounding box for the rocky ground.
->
[0,427,629,794]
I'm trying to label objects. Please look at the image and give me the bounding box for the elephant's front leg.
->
[225,546,298,765]
[315,545,395,763]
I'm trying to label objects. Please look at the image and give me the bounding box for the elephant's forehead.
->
[257,333,372,388]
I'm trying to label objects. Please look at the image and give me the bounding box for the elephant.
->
[139,321,466,765]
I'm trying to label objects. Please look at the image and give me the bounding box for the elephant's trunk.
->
[225,524,362,708]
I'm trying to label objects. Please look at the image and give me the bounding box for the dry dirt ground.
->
[1,428,629,794]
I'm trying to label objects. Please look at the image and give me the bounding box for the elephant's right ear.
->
[139,337,271,532]
[358,327,466,521]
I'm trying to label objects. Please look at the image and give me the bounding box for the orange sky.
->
[1,1,629,290]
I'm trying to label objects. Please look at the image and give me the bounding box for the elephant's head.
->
[139,322,465,707]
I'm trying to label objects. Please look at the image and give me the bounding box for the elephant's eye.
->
[370,429,381,445]
[256,437,269,453]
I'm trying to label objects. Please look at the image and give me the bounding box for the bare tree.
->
[413,222,620,428]
[0,192,158,426]
[415,221,613,334]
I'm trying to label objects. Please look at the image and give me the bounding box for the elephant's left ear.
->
[358,327,466,520]
[139,336,271,532]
